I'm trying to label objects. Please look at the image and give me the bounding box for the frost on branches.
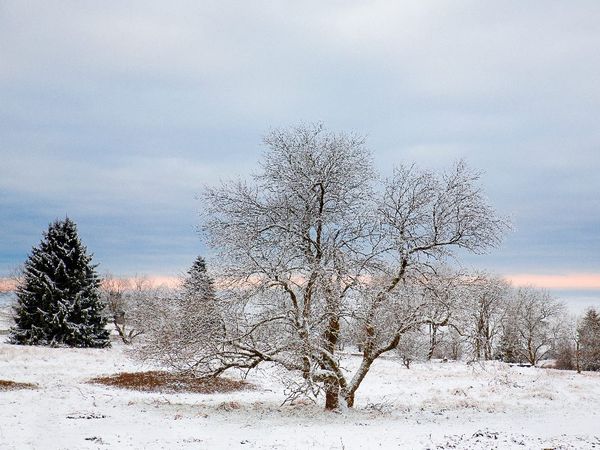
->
[136,124,507,410]
[9,218,110,348]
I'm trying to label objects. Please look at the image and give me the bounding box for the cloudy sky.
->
[1,1,599,307]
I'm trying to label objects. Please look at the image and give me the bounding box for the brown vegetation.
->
[89,371,253,394]
[0,379,37,391]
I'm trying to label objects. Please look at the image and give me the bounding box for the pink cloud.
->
[145,276,181,288]
[100,275,182,290]
[0,279,17,293]
[0,276,182,293]
[4,273,599,293]
[506,273,600,290]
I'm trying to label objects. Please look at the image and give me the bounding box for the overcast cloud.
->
[1,0,599,303]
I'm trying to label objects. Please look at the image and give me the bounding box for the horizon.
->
[1,272,599,315]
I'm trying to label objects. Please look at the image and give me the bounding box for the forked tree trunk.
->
[342,355,375,409]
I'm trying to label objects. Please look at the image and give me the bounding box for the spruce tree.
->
[578,308,600,371]
[9,218,110,347]
[182,256,215,298]
[181,256,224,341]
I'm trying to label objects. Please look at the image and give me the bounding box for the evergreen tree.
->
[182,256,215,298]
[181,256,225,351]
[9,218,110,347]
[577,308,600,371]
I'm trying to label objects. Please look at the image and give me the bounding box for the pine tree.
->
[181,256,223,334]
[577,308,600,371]
[9,218,110,347]
[182,256,215,298]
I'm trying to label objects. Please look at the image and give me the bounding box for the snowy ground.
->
[1,318,600,449]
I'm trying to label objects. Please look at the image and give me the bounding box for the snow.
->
[1,335,599,449]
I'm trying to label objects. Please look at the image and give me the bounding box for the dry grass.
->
[0,379,37,391]
[89,371,254,394]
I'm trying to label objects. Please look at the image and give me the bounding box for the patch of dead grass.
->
[0,379,37,391]
[89,371,254,394]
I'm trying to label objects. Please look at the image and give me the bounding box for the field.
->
[1,332,600,449]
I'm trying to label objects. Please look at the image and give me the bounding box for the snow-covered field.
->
[1,329,600,450]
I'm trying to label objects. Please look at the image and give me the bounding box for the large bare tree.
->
[194,124,506,409]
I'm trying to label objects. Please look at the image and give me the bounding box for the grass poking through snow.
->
[89,371,254,394]
[0,379,37,391]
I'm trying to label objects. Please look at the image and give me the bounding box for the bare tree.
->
[195,124,506,409]
[444,327,466,360]
[101,274,148,344]
[0,265,24,328]
[552,314,581,371]
[511,287,564,366]
[416,267,466,360]
[460,274,511,360]
[396,328,429,368]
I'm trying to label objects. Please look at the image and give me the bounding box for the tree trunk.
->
[325,382,340,410]
[527,336,536,365]
[345,391,355,408]
[428,325,437,360]
[323,305,341,410]
[344,356,374,409]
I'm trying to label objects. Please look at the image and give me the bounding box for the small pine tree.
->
[182,256,215,298]
[182,256,224,336]
[577,308,600,371]
[9,218,110,347]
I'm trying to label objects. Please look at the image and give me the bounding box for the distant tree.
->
[132,256,224,373]
[511,287,564,365]
[554,340,576,370]
[548,314,581,371]
[444,327,466,361]
[0,266,22,326]
[418,268,465,360]
[7,264,24,288]
[396,329,428,368]
[101,274,147,344]
[496,321,523,363]
[9,218,110,347]
[577,308,600,371]
[182,256,215,300]
[462,274,510,361]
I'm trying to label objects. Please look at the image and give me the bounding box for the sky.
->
[1,1,599,309]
